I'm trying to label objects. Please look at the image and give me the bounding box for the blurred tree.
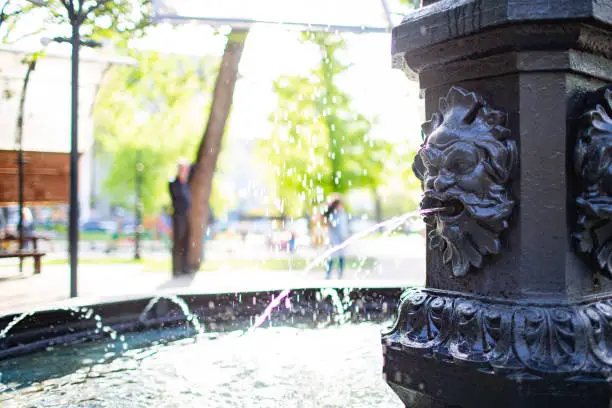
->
[261,32,394,218]
[94,51,217,217]
[0,0,21,31]
[1,0,151,258]
[1,0,152,118]
[378,142,422,218]
[1,0,151,46]
[187,28,249,271]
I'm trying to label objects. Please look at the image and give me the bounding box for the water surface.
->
[0,323,402,407]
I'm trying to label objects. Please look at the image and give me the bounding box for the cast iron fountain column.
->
[382,1,612,407]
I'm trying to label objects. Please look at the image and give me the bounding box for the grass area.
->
[36,230,155,241]
[4,256,380,273]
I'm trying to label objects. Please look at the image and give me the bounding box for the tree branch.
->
[0,0,10,19]
[3,25,45,45]
[15,57,37,148]
[83,0,111,18]
[59,0,74,20]
[0,0,13,29]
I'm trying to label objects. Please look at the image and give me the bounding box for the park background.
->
[0,0,426,312]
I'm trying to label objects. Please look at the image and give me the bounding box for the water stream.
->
[247,207,447,332]
[0,306,118,344]
[139,295,204,336]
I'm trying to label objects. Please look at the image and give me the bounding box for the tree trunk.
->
[16,57,36,273]
[186,28,249,272]
[16,58,36,152]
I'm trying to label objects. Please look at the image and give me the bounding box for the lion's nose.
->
[434,171,455,192]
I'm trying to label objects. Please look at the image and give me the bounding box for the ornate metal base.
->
[382,288,612,408]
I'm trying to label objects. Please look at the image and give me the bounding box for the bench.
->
[0,250,46,274]
[0,233,51,252]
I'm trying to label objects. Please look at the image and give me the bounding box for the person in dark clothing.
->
[169,159,192,276]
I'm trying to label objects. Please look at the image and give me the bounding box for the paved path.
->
[0,235,426,315]
[36,234,427,261]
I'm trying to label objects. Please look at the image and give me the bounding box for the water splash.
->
[139,295,203,336]
[0,306,118,342]
[246,207,448,333]
[0,304,123,382]
[0,312,36,340]
[320,288,348,324]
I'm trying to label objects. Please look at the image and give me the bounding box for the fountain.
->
[4,0,612,405]
[0,211,436,405]
[0,288,405,405]
[382,0,612,407]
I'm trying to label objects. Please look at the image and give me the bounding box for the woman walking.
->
[324,196,349,279]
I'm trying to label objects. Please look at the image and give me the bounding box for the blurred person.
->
[324,196,349,279]
[238,221,248,242]
[22,208,34,236]
[19,208,35,249]
[0,209,8,251]
[169,158,192,276]
[0,210,5,238]
[288,230,296,253]
[106,210,124,254]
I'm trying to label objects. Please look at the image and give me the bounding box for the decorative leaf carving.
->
[450,299,506,364]
[582,300,612,366]
[514,308,584,373]
[575,86,612,276]
[394,289,450,349]
[383,289,612,378]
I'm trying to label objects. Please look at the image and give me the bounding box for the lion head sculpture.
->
[412,87,517,277]
[575,87,612,276]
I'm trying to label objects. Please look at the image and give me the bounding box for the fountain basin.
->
[0,287,404,407]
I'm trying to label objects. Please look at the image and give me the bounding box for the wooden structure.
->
[0,251,45,274]
[0,150,71,205]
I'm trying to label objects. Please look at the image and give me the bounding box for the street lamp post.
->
[68,18,81,299]
[45,32,100,297]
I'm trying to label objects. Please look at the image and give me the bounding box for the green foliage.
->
[94,51,217,216]
[1,0,151,46]
[0,1,20,32]
[260,32,398,217]
[378,142,423,216]
[398,0,421,8]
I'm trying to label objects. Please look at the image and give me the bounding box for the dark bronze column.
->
[382,1,612,407]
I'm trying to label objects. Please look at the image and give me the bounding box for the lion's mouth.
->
[421,192,465,222]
